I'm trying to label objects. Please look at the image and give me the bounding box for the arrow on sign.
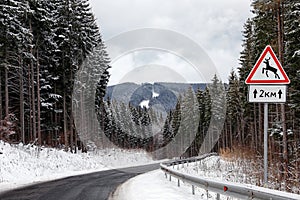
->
[253,89,258,98]
[278,90,282,99]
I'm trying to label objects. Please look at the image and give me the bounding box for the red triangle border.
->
[245,45,290,84]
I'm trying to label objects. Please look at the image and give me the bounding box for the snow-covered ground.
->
[2,142,298,200]
[112,157,234,200]
[0,140,154,193]
[113,155,300,200]
[111,170,201,200]
[177,155,259,185]
[111,169,232,200]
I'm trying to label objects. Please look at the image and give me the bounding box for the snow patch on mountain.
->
[139,100,150,108]
[152,91,159,98]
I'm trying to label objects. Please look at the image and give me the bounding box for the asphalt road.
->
[0,163,160,200]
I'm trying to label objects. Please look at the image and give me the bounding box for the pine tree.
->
[0,0,33,142]
[226,70,241,149]
[233,0,300,192]
[285,0,300,113]
[0,0,110,148]
[197,86,211,154]
[284,0,300,192]
[47,0,103,150]
[180,87,199,157]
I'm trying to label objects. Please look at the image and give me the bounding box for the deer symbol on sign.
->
[262,57,280,79]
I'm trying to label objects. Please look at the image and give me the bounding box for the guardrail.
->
[164,153,218,167]
[161,154,300,200]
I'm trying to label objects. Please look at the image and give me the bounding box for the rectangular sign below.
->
[248,85,286,103]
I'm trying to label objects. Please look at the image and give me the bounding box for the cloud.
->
[109,50,205,85]
[89,0,252,84]
[118,64,187,84]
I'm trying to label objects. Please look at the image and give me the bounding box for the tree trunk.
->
[29,19,37,142]
[253,103,257,150]
[69,69,74,152]
[54,86,58,147]
[63,91,68,150]
[74,127,77,153]
[0,69,2,121]
[80,83,85,150]
[36,50,41,145]
[277,0,288,190]
[31,62,37,141]
[28,64,32,141]
[258,103,263,153]
[229,119,233,151]
[19,57,25,143]
[237,115,242,146]
[297,117,300,192]
[70,109,74,153]
[5,66,9,116]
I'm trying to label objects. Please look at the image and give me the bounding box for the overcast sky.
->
[89,0,253,85]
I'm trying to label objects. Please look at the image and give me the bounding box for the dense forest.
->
[220,0,300,192]
[0,0,299,193]
[0,0,110,151]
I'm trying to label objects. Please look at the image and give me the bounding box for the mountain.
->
[105,82,207,111]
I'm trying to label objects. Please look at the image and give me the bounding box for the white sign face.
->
[245,45,290,84]
[248,85,286,103]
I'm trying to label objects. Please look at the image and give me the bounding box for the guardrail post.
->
[169,174,171,181]
[165,172,167,179]
[216,193,220,200]
[192,185,195,195]
[177,179,180,187]
[206,189,209,199]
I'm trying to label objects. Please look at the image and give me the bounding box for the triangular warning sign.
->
[245,45,290,84]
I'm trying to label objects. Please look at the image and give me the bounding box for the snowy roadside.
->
[0,141,156,193]
[110,168,229,200]
[113,155,300,200]
[110,170,202,200]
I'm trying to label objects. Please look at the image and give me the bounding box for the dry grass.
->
[219,146,300,194]
[220,146,259,161]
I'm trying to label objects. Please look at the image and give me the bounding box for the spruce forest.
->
[0,0,299,193]
[0,0,110,151]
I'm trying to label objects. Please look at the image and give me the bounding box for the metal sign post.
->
[245,45,290,186]
[264,103,268,186]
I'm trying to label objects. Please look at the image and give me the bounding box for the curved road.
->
[0,163,159,200]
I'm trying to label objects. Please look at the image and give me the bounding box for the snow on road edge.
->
[0,141,155,193]
[110,170,205,200]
